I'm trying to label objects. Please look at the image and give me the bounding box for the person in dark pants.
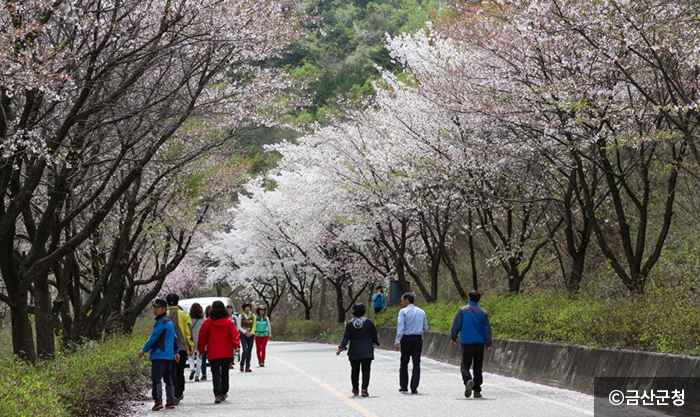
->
[140,298,179,411]
[235,302,256,372]
[166,293,194,404]
[201,304,211,381]
[336,304,380,397]
[450,290,492,398]
[393,293,428,394]
[371,286,387,315]
[227,305,240,367]
[198,301,240,403]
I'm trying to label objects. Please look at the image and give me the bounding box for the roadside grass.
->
[0,321,152,417]
[275,320,344,344]
[373,289,700,356]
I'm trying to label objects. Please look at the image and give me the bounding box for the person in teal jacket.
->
[140,298,180,411]
[254,306,272,367]
[371,286,387,315]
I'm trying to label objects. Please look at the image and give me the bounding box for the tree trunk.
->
[10,290,36,362]
[0,239,37,361]
[395,262,409,294]
[317,278,326,321]
[442,249,468,300]
[467,210,478,292]
[566,252,586,295]
[429,260,439,302]
[334,282,345,324]
[508,272,523,294]
[33,271,55,358]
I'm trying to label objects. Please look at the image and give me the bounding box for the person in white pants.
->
[188,303,205,381]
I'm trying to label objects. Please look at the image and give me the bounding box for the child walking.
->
[140,298,179,411]
[200,304,211,381]
[198,301,240,404]
[188,303,205,381]
[227,305,240,367]
[336,304,379,397]
[254,306,272,367]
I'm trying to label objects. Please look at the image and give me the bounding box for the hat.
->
[152,298,167,308]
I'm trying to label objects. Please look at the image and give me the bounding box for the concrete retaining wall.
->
[377,327,700,396]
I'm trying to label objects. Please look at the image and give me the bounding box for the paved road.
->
[134,341,594,417]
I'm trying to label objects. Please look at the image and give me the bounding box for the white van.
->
[179,297,234,314]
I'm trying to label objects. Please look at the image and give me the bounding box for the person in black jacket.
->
[336,304,380,397]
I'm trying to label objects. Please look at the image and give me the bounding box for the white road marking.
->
[270,354,381,417]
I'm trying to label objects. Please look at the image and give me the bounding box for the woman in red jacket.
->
[198,300,240,403]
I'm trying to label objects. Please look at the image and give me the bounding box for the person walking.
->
[198,300,241,404]
[336,304,380,397]
[227,305,240,367]
[166,293,194,404]
[201,305,211,381]
[450,290,492,399]
[140,298,179,411]
[371,286,387,315]
[235,302,256,373]
[254,306,272,367]
[394,292,428,394]
[188,303,205,382]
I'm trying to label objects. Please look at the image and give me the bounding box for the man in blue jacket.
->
[450,290,492,399]
[140,298,180,411]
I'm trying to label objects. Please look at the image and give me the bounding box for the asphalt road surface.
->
[133,341,594,417]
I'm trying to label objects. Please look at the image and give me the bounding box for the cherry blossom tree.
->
[198,0,700,321]
[434,0,689,294]
[1,0,301,361]
[384,1,693,294]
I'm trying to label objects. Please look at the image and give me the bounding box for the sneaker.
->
[173,397,180,405]
[201,376,207,381]
[223,394,228,401]
[352,389,359,397]
[245,367,252,373]
[261,362,265,367]
[464,380,474,398]
[474,391,482,398]
[361,390,369,397]
[240,366,244,372]
[194,376,200,382]
[151,401,163,411]
[399,388,408,393]
[189,371,195,380]
[411,390,418,394]
[214,396,221,404]
[165,403,176,410]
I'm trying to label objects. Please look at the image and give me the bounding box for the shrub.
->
[50,335,150,416]
[0,359,67,417]
[0,330,150,417]
[275,321,345,342]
